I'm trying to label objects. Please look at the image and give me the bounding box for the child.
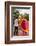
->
[14,17,18,35]
[21,17,29,35]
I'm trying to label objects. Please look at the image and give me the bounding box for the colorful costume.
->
[21,19,29,33]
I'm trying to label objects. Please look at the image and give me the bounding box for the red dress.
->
[21,19,29,32]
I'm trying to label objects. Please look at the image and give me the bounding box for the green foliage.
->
[13,10,19,18]
[24,13,29,21]
[13,10,29,21]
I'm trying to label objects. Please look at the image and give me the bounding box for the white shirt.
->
[14,19,18,27]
